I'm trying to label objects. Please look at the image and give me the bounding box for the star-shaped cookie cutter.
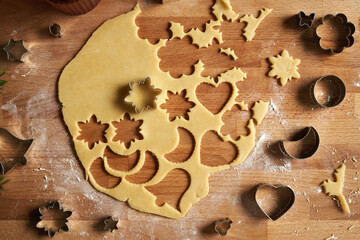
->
[104,216,119,232]
[36,201,72,238]
[0,128,33,175]
[3,39,29,62]
[124,77,162,114]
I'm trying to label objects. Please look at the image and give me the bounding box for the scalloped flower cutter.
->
[255,184,295,221]
[298,11,315,28]
[315,13,355,54]
[0,128,33,175]
[36,201,72,238]
[279,127,320,159]
[310,75,346,108]
[104,216,119,232]
[214,218,233,236]
[3,39,29,62]
[124,77,162,114]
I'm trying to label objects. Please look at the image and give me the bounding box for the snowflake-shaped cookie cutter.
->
[124,77,162,114]
[36,201,72,238]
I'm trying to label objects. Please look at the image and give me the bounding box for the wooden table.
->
[0,0,360,239]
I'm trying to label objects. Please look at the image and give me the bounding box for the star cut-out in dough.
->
[268,49,301,86]
[125,77,162,113]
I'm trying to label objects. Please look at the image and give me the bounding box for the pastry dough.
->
[58,3,269,218]
[220,48,238,60]
[240,8,273,41]
[169,0,238,48]
[321,164,350,214]
[268,49,301,86]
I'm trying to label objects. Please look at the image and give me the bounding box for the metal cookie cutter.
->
[36,201,72,238]
[314,13,355,54]
[298,11,315,28]
[0,128,33,175]
[310,75,346,108]
[3,39,29,62]
[104,216,119,232]
[124,77,162,114]
[49,23,62,38]
[279,127,320,159]
[255,184,295,221]
[214,218,233,236]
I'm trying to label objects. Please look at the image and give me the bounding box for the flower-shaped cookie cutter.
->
[0,128,33,175]
[3,39,29,62]
[104,216,119,232]
[279,127,320,159]
[214,218,233,236]
[310,75,346,108]
[36,201,72,238]
[314,13,355,54]
[298,11,315,28]
[124,77,162,114]
[255,184,295,221]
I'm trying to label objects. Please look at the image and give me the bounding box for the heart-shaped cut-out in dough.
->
[196,82,232,114]
[200,131,237,167]
[255,184,295,221]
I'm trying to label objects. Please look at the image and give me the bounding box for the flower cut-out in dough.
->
[77,115,109,149]
[268,50,301,86]
[112,113,143,149]
[160,90,195,121]
[125,77,162,113]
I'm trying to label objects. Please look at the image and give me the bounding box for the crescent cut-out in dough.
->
[58,3,269,218]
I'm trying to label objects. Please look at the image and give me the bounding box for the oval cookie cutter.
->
[314,13,355,54]
[310,75,346,108]
[255,184,295,221]
[279,127,320,159]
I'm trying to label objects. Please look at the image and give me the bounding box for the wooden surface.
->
[0,0,360,239]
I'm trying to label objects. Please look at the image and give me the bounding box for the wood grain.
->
[0,0,360,239]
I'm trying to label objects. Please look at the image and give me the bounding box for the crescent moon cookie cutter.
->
[124,77,162,114]
[310,75,346,108]
[255,184,296,221]
[279,127,320,159]
[298,11,315,28]
[314,13,355,54]
[3,38,29,62]
[36,201,72,238]
[0,128,33,175]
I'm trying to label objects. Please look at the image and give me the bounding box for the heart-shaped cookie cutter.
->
[279,126,320,159]
[255,184,295,221]
[310,75,346,108]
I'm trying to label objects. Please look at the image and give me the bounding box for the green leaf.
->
[0,176,10,192]
[0,66,6,95]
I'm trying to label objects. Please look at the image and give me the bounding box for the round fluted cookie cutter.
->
[310,75,346,108]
